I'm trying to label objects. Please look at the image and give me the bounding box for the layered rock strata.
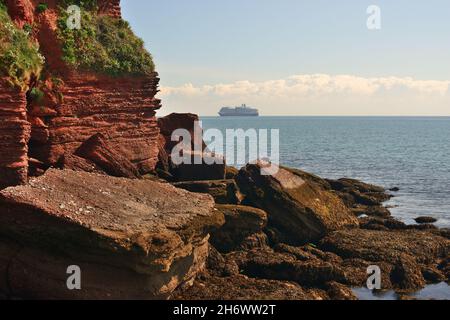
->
[0,169,224,299]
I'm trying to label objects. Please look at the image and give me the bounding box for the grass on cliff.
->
[0,3,44,89]
[57,5,155,77]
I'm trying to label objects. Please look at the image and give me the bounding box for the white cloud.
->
[161,74,450,98]
[158,74,450,116]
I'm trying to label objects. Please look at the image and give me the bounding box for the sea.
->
[201,116,450,300]
[201,116,450,228]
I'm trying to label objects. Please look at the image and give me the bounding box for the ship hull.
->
[219,113,259,117]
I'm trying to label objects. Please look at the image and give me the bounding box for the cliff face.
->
[0,81,30,189]
[0,0,161,188]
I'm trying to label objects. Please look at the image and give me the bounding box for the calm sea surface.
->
[201,117,450,228]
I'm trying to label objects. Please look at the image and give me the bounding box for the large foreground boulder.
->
[0,169,224,299]
[236,163,359,245]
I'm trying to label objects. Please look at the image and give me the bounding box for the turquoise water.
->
[201,117,450,228]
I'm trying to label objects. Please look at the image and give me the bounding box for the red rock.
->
[29,73,162,175]
[158,113,203,151]
[57,154,105,175]
[4,0,34,28]
[0,80,30,189]
[98,0,122,17]
[158,113,226,181]
[0,1,162,188]
[75,133,141,178]
[0,169,224,299]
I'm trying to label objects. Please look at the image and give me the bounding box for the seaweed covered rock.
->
[0,169,224,299]
[210,205,268,253]
[320,229,449,265]
[172,272,328,300]
[236,162,359,245]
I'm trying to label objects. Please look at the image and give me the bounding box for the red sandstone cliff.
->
[0,0,161,188]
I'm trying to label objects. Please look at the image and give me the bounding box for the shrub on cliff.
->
[57,4,155,76]
[0,2,44,89]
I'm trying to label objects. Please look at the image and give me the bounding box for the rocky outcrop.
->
[0,81,30,189]
[28,73,161,175]
[0,169,224,299]
[0,0,161,190]
[236,162,359,245]
[157,113,226,181]
[75,133,141,178]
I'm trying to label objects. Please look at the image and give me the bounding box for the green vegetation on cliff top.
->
[0,2,44,89]
[57,1,155,76]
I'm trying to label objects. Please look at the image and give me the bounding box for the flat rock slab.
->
[0,169,224,299]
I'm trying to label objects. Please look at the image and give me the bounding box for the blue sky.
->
[122,0,450,116]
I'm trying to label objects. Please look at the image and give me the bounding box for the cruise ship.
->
[218,104,259,117]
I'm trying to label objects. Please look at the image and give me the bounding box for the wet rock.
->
[171,272,328,300]
[236,163,359,245]
[0,169,224,299]
[239,232,269,251]
[75,133,141,178]
[389,187,400,192]
[407,224,438,231]
[415,216,438,224]
[325,281,358,300]
[229,248,347,287]
[434,228,450,240]
[275,243,343,265]
[206,246,239,277]
[327,179,392,209]
[355,205,392,218]
[390,256,426,292]
[359,217,408,231]
[421,266,446,283]
[437,256,450,281]
[340,259,394,289]
[225,166,240,179]
[170,151,226,181]
[321,229,449,265]
[173,180,243,205]
[210,205,268,253]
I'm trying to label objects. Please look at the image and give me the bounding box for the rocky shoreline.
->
[0,0,448,300]
[0,151,448,299]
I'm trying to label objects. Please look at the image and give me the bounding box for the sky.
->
[122,0,450,116]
